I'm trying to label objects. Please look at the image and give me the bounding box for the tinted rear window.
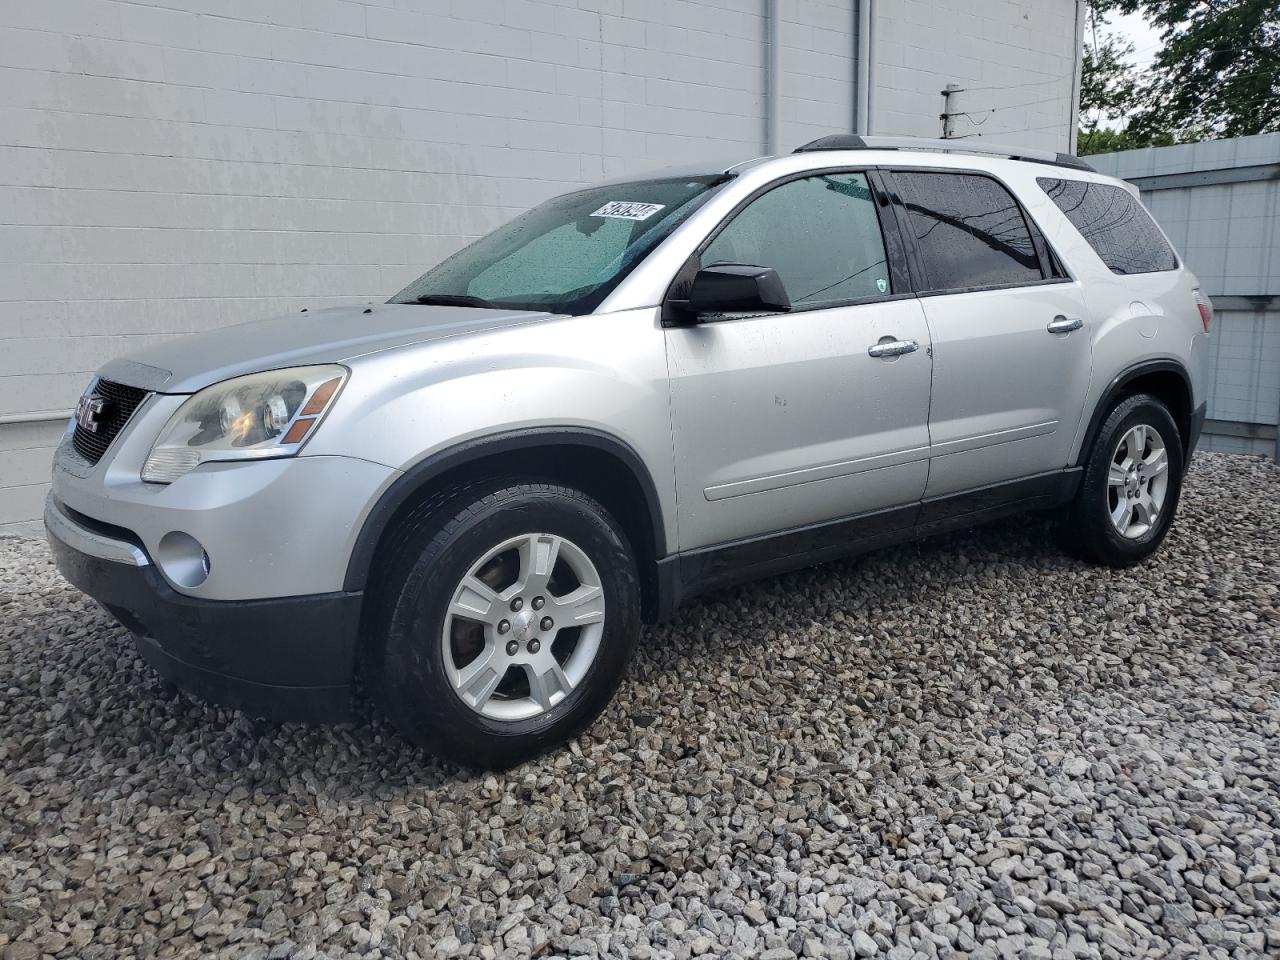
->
[893,171,1043,292]
[1038,178,1177,275]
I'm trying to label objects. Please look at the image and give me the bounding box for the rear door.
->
[886,169,1092,498]
[664,170,933,550]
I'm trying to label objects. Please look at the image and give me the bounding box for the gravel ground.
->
[1,451,1278,960]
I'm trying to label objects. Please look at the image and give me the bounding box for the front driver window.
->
[702,172,892,307]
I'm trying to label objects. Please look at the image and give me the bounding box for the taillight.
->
[1193,288,1213,333]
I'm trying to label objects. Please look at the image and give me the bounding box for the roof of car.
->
[790,134,1095,172]
[600,136,1100,190]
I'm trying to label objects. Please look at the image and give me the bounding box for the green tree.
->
[1078,127,1177,154]
[1091,0,1279,142]
[1077,4,1149,153]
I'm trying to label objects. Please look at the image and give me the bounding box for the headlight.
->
[141,365,348,483]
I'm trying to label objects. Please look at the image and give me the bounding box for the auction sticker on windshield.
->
[591,201,666,221]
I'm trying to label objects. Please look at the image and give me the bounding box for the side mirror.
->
[679,263,792,319]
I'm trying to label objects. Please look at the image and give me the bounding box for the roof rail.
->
[793,134,1095,172]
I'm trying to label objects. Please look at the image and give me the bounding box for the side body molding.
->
[343,427,669,593]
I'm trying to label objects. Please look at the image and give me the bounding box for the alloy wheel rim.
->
[441,533,606,721]
[1107,423,1170,539]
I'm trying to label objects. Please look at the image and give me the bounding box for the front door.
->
[664,171,934,551]
[887,169,1092,498]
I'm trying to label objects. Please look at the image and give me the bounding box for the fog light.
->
[156,531,210,588]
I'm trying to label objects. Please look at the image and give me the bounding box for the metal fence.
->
[1090,133,1280,460]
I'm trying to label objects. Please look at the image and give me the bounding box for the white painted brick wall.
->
[871,0,1080,150]
[0,0,1080,529]
[780,0,855,148]
[0,421,64,537]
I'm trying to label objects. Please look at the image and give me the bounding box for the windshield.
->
[389,175,727,315]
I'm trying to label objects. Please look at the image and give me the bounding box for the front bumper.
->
[50,403,399,602]
[46,496,361,722]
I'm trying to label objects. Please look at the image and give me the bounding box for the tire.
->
[369,480,640,768]
[1062,393,1184,566]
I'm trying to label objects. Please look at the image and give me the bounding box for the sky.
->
[1110,10,1164,70]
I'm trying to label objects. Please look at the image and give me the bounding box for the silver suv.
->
[47,135,1212,767]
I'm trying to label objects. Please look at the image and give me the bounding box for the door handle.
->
[1047,315,1083,334]
[867,338,919,359]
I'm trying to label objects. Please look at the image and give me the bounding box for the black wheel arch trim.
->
[343,427,668,592]
[1076,358,1194,469]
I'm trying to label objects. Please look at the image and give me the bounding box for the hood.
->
[97,303,554,394]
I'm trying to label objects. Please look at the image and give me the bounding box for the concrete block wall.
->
[871,0,1081,152]
[779,0,856,149]
[0,0,1080,534]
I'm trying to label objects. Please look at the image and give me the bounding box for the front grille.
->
[72,378,149,465]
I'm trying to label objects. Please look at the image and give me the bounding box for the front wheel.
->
[372,481,640,768]
[1062,393,1185,566]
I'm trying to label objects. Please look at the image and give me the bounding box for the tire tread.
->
[366,478,639,768]
[1061,392,1183,567]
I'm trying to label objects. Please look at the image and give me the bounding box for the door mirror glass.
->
[684,263,792,318]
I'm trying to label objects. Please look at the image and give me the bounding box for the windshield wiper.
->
[412,294,494,308]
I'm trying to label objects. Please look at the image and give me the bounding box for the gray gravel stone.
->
[851,930,878,957]
[1,453,1277,958]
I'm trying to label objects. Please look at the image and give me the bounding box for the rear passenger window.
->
[893,172,1044,292]
[1038,178,1177,274]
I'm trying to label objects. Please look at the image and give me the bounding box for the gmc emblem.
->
[75,393,108,433]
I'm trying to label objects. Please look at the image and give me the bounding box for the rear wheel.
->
[1062,393,1184,566]
[371,480,640,768]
